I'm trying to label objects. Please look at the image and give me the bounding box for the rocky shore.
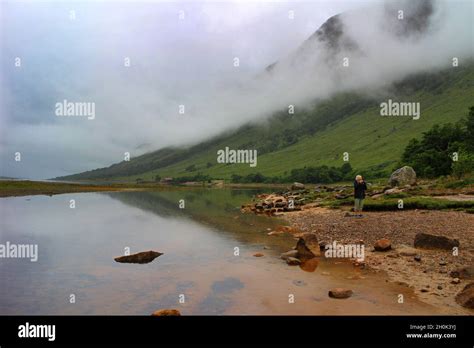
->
[283,207,474,312]
[241,174,474,313]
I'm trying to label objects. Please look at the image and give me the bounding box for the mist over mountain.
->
[1,0,472,179]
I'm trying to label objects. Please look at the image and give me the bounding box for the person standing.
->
[353,175,367,216]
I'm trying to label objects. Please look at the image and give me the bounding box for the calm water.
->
[0,189,441,315]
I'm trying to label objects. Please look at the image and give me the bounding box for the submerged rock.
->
[328,288,353,299]
[114,250,163,264]
[151,309,181,316]
[455,283,474,309]
[414,233,460,250]
[286,257,301,266]
[280,250,299,260]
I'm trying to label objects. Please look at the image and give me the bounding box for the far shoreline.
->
[0,179,295,198]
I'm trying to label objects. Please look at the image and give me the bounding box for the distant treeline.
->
[230,163,354,184]
[400,106,474,178]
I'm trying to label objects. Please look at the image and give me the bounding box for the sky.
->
[0,0,473,179]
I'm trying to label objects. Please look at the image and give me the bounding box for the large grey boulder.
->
[291,182,305,190]
[389,166,417,187]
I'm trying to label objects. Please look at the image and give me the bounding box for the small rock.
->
[455,282,474,308]
[449,266,474,279]
[384,188,402,195]
[286,257,301,266]
[267,231,284,236]
[439,260,447,266]
[280,250,299,260]
[421,288,429,293]
[114,250,163,264]
[374,239,391,252]
[437,285,443,290]
[451,278,461,284]
[414,255,422,262]
[151,309,181,316]
[254,253,264,257]
[397,245,418,257]
[328,288,353,299]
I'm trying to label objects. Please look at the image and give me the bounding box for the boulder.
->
[280,250,299,260]
[374,239,391,251]
[414,233,460,250]
[389,166,417,187]
[291,182,305,190]
[328,288,353,299]
[455,282,474,309]
[151,309,181,316]
[114,250,163,264]
[296,233,321,259]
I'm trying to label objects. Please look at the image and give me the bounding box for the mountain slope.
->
[58,62,474,182]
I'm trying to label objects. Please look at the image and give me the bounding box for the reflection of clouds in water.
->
[196,277,245,314]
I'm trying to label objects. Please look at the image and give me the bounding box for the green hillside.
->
[58,63,474,182]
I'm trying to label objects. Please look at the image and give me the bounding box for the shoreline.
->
[278,206,474,314]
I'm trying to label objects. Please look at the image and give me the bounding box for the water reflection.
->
[0,190,445,315]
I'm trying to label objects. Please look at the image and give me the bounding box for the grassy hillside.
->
[58,63,474,182]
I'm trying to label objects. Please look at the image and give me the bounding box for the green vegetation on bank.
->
[401,106,474,178]
[326,196,474,212]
